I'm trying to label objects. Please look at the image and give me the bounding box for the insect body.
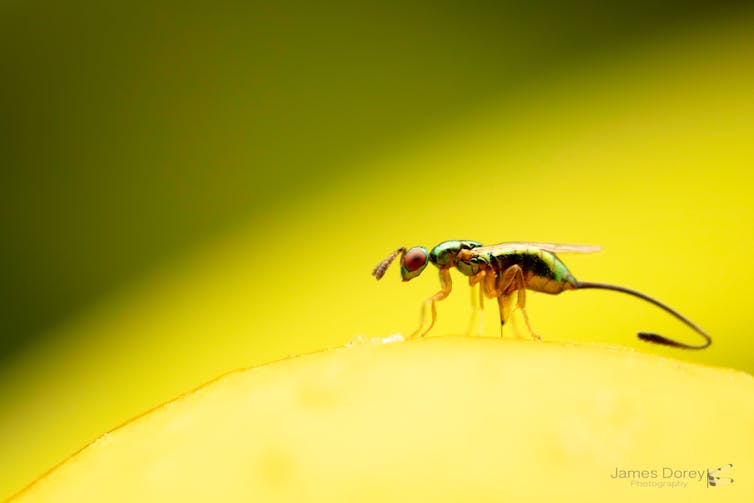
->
[372,240,711,349]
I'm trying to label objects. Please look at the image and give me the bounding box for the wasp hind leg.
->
[495,294,515,338]
[410,268,452,339]
[480,268,513,338]
[497,265,541,341]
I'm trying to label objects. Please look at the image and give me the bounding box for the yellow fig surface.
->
[10,336,754,503]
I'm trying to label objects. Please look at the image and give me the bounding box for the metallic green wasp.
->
[372,240,711,349]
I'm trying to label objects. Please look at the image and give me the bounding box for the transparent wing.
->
[471,242,602,254]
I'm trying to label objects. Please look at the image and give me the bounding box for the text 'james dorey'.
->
[610,465,734,488]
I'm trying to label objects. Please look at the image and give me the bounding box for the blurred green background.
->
[2,0,754,499]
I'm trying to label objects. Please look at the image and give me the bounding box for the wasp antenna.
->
[575,281,711,350]
[372,247,406,280]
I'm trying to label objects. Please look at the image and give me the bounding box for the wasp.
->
[372,240,710,349]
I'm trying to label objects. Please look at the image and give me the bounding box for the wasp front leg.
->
[410,268,452,338]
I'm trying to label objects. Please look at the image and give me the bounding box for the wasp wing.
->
[471,242,602,254]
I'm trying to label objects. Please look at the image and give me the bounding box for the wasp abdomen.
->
[484,249,577,294]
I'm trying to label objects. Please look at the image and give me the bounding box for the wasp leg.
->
[479,267,512,337]
[466,271,485,336]
[482,266,498,297]
[495,294,515,337]
[498,265,541,341]
[410,268,452,338]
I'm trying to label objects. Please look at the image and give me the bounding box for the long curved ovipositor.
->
[573,281,711,349]
[372,240,711,350]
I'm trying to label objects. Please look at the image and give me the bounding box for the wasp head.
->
[400,246,429,281]
[372,246,429,281]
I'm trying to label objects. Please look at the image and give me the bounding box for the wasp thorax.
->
[455,256,479,276]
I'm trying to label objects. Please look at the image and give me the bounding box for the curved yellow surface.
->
[11,336,753,503]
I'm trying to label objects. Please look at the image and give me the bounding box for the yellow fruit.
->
[11,337,754,503]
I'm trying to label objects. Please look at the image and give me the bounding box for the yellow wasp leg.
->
[497,265,541,341]
[495,294,515,337]
[466,272,485,336]
[480,267,513,337]
[410,268,452,338]
[482,266,498,298]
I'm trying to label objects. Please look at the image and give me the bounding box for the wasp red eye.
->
[403,248,427,272]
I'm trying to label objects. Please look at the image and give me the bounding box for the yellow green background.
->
[1,1,753,499]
